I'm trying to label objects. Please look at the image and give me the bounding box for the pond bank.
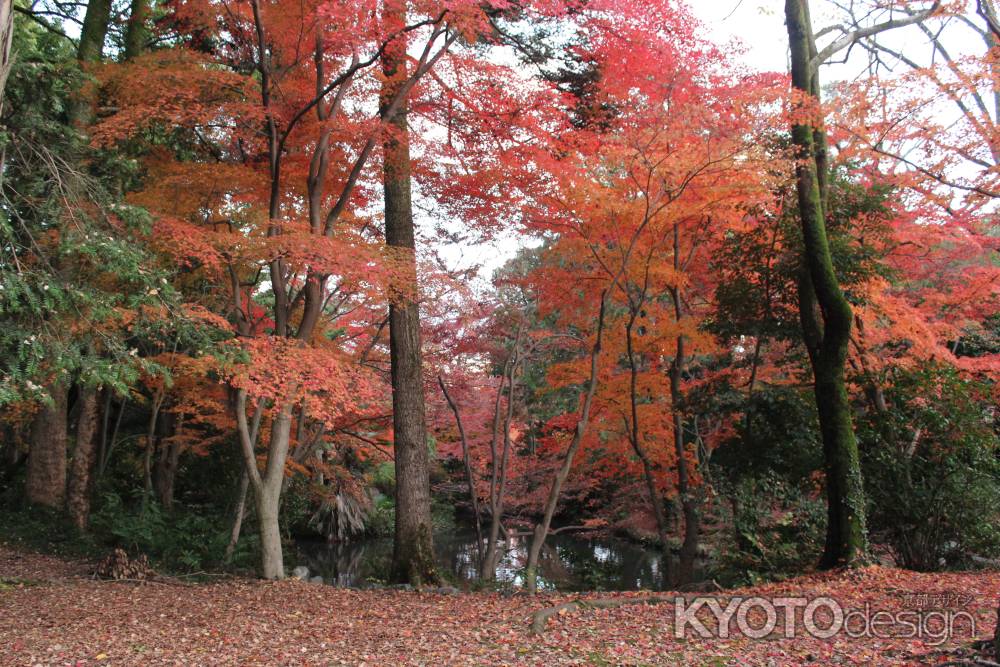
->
[294,527,709,591]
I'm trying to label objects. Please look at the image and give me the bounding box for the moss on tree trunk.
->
[785,0,868,568]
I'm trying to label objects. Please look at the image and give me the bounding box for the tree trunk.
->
[66,388,99,530]
[98,394,125,480]
[670,332,699,584]
[26,383,68,509]
[438,377,484,567]
[77,0,113,62]
[482,333,521,579]
[256,485,284,579]
[624,314,671,555]
[382,0,437,586]
[235,388,289,579]
[668,223,700,585]
[153,439,182,511]
[525,297,609,593]
[0,0,13,116]
[153,413,182,511]
[123,0,150,61]
[143,389,164,499]
[225,470,250,563]
[254,407,292,579]
[785,0,869,569]
[1,421,24,470]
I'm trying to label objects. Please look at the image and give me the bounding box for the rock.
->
[309,576,324,585]
[435,586,460,595]
[291,566,310,580]
[970,554,1000,568]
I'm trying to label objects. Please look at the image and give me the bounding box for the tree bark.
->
[152,412,182,511]
[0,0,13,116]
[438,376,484,566]
[143,388,164,499]
[225,470,250,562]
[26,383,68,509]
[785,0,869,569]
[669,224,699,585]
[670,340,699,584]
[66,388,99,530]
[256,406,292,579]
[235,389,290,580]
[382,0,437,586]
[123,0,150,61]
[77,0,112,62]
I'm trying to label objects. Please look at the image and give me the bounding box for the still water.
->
[295,529,702,591]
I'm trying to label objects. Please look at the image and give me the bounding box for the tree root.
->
[529,595,673,635]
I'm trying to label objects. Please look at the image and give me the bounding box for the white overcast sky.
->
[690,0,788,73]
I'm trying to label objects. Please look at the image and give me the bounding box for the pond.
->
[295,529,706,591]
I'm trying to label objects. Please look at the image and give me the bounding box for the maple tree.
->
[448,0,788,590]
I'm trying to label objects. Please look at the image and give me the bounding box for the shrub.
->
[715,473,826,586]
[858,365,1000,570]
[90,491,236,572]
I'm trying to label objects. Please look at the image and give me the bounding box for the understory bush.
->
[90,491,246,572]
[858,366,1000,570]
[714,474,826,586]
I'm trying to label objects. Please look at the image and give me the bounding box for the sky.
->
[689,0,788,73]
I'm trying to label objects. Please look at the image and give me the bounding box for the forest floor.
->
[0,544,998,666]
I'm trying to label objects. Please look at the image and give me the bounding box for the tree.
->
[77,0,111,63]
[4,7,191,525]
[66,388,99,529]
[830,0,998,208]
[26,384,68,508]
[783,0,940,569]
[381,0,437,585]
[95,0,564,580]
[497,0,781,591]
[786,0,870,568]
[123,0,150,60]
[0,0,13,113]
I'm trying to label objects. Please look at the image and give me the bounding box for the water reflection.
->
[295,529,702,591]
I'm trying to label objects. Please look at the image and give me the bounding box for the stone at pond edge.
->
[309,576,324,584]
[291,566,310,580]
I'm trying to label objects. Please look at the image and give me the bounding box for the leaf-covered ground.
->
[1,545,997,666]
